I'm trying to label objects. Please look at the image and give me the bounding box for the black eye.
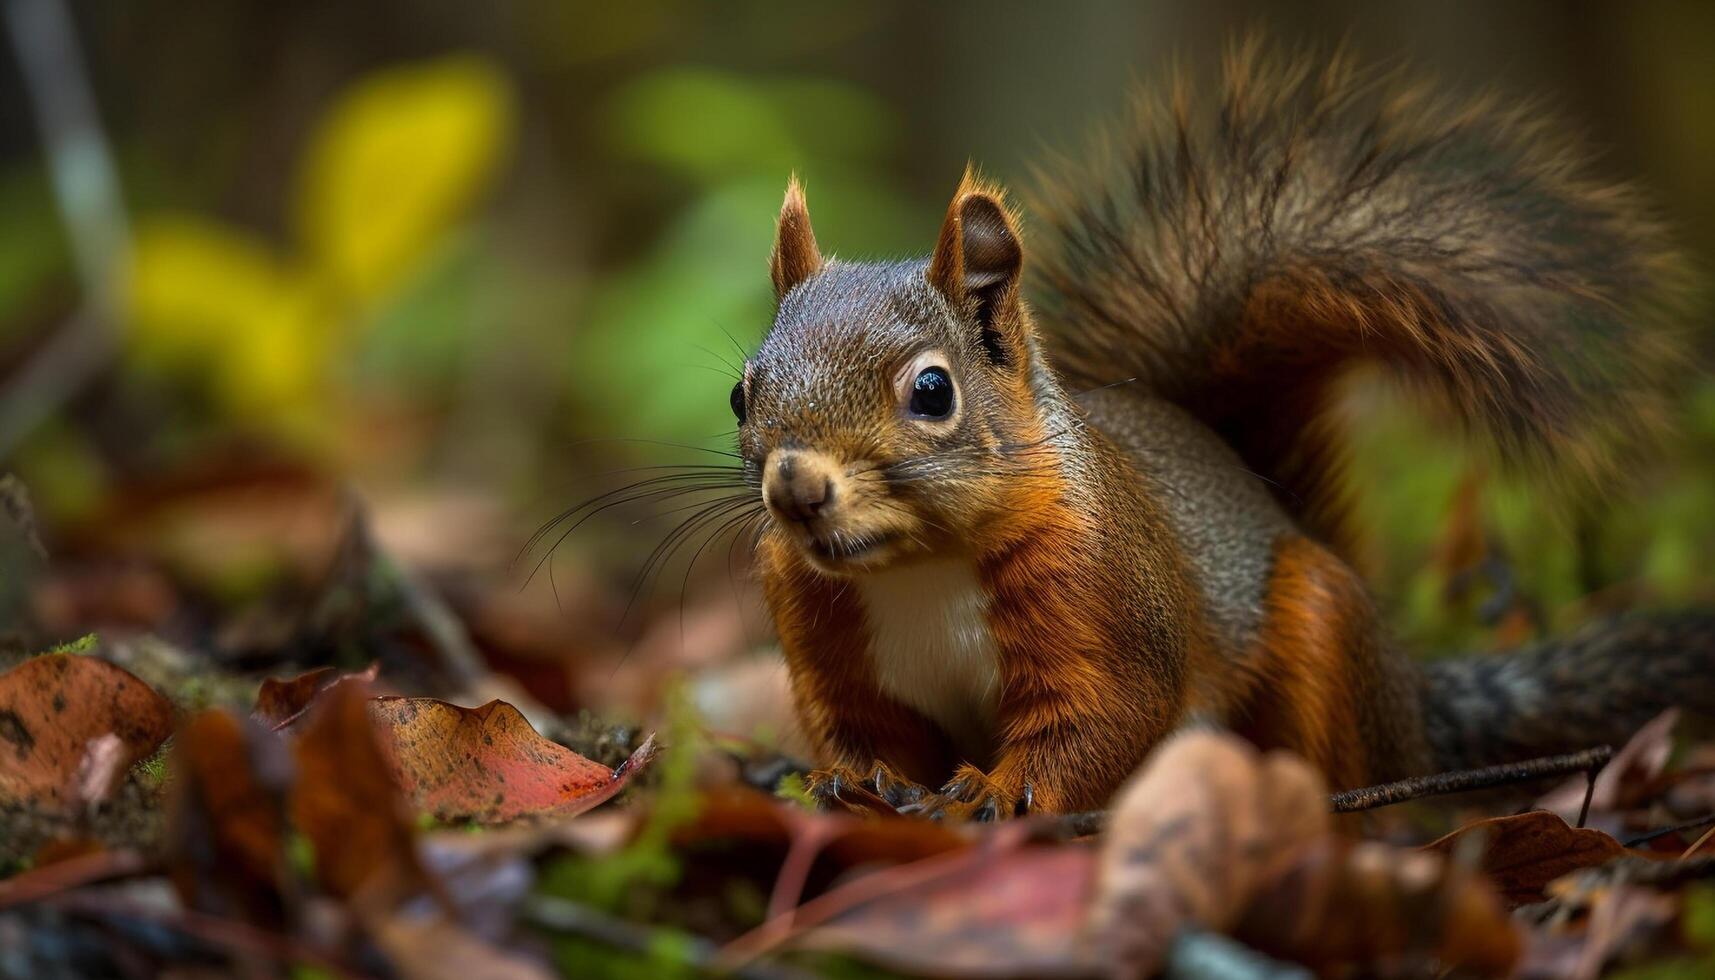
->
[730,381,746,424]
[908,367,954,419]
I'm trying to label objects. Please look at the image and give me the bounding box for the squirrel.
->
[731,43,1715,815]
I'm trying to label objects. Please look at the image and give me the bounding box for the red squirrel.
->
[727,45,1711,815]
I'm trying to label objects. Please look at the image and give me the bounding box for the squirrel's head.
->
[739,171,1054,576]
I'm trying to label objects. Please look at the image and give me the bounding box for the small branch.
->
[1623,813,1715,849]
[0,0,129,459]
[1328,746,1613,813]
[1054,745,1617,836]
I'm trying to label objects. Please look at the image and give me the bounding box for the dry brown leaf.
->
[801,844,1098,978]
[1096,732,1519,979]
[0,653,173,812]
[290,679,428,905]
[1425,809,1632,907]
[1093,731,1329,978]
[1241,838,1520,976]
[368,697,655,825]
[165,710,293,926]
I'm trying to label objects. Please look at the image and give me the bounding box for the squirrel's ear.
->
[927,168,1025,365]
[770,175,823,300]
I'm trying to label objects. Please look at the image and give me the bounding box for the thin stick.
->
[0,0,129,458]
[1623,813,1715,849]
[1054,745,1617,835]
[1328,746,1613,813]
[1575,764,1598,829]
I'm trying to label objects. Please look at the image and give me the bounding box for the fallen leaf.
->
[290,680,427,905]
[0,653,173,812]
[368,697,656,824]
[800,844,1099,978]
[1095,732,1519,979]
[252,662,379,730]
[1240,838,1520,976]
[1093,731,1329,977]
[166,710,292,926]
[1425,809,1631,906]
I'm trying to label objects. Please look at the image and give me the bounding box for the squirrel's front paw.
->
[806,762,929,815]
[931,764,1031,822]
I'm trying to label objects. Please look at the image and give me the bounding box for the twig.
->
[0,0,129,459]
[1328,746,1613,813]
[1623,813,1715,849]
[525,895,816,980]
[1055,745,1618,835]
[1576,762,1598,829]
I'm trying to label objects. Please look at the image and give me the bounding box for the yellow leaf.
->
[294,56,515,303]
[128,215,298,360]
[126,215,332,428]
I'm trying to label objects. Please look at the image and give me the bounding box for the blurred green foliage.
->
[0,0,1712,650]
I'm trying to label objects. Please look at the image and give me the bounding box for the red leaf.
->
[0,654,173,812]
[368,697,656,824]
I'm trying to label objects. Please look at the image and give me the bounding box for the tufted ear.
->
[927,167,1025,366]
[769,175,823,300]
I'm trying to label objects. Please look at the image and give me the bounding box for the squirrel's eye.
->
[908,367,955,419]
[730,381,746,425]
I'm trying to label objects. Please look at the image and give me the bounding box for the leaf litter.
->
[3,464,1715,978]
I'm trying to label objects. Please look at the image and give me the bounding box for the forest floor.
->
[2,463,1715,980]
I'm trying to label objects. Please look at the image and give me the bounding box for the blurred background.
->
[1,0,1712,744]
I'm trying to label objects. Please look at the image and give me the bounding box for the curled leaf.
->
[252,663,379,730]
[1094,731,1329,977]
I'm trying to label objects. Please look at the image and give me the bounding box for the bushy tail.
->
[1420,613,1715,769]
[1032,39,1692,546]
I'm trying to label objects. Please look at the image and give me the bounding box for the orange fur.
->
[758,535,956,785]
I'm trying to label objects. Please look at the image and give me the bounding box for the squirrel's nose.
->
[765,452,835,523]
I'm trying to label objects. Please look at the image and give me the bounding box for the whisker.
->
[519,470,749,564]
[521,479,753,588]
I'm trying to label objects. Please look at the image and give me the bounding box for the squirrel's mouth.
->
[802,529,898,568]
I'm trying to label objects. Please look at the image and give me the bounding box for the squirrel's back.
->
[1033,40,1691,548]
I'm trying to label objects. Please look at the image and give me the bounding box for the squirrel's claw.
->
[807,762,929,816]
[931,764,1022,822]
[863,762,928,809]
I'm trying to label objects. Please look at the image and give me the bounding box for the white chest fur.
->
[855,560,1002,764]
